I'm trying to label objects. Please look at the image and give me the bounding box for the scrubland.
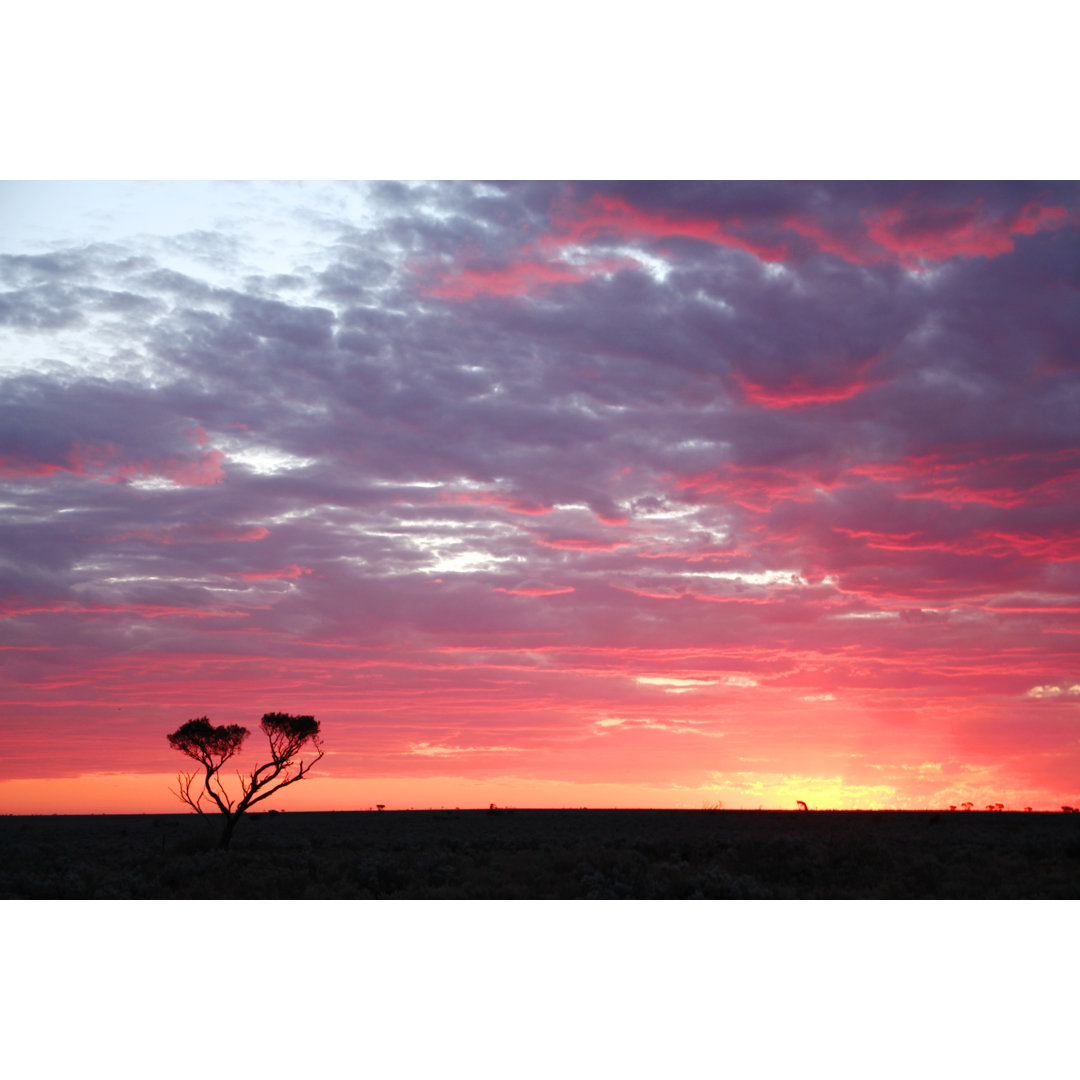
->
[2,808,1079,900]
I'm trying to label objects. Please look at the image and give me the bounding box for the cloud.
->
[733,371,876,409]
[864,199,1071,266]
[1025,684,1080,700]
[407,742,525,757]
[425,255,636,299]
[3,180,1080,809]
[544,192,790,263]
[635,676,719,691]
[493,583,575,597]
[229,564,312,581]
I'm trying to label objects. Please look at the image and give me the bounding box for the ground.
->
[3,809,1079,899]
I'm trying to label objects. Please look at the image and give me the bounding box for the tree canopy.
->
[167,717,249,765]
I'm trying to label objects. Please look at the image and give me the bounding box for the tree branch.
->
[240,747,325,811]
[169,772,205,813]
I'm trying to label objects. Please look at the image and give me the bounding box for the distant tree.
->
[1063,806,1077,814]
[796,800,809,811]
[167,713,323,849]
[961,802,974,811]
[994,803,1005,812]
[948,805,957,811]
[1023,807,1033,813]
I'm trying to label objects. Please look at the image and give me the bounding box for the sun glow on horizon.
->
[1,766,1070,816]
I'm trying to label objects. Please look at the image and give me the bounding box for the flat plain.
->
[3,808,1079,899]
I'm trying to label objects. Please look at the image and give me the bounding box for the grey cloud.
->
[3,182,1079,741]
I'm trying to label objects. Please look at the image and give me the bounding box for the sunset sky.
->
[2,180,1079,812]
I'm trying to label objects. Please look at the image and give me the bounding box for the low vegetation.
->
[3,809,1080,899]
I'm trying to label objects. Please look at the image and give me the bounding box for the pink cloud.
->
[440,490,556,515]
[2,444,227,487]
[783,212,876,265]
[734,372,875,409]
[531,533,633,551]
[783,199,1072,269]
[424,191,799,302]
[108,524,269,544]
[0,455,70,478]
[864,199,1071,266]
[426,255,636,299]
[834,526,1080,562]
[493,586,576,597]
[0,600,251,619]
[672,464,839,513]
[850,449,1080,508]
[546,194,789,263]
[230,564,312,581]
[83,447,227,487]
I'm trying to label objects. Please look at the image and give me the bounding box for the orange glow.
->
[3,767,1066,815]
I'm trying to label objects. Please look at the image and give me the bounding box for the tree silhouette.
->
[167,713,323,849]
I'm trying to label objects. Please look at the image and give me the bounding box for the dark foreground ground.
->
[3,809,1079,899]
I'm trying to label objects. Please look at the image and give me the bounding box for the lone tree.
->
[167,713,324,849]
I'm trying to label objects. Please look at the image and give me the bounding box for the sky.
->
[2,179,1079,813]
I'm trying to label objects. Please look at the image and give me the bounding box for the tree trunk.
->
[220,812,240,850]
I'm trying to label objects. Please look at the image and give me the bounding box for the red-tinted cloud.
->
[734,371,875,409]
[230,564,312,580]
[420,189,1075,307]
[1,444,226,486]
[426,255,635,299]
[673,464,840,513]
[493,585,575,597]
[850,449,1080,508]
[547,193,789,263]
[0,455,70,478]
[783,212,876,265]
[75,445,226,486]
[865,199,1070,267]
[785,198,1073,269]
[834,526,1080,562]
[106,524,269,544]
[0,600,252,619]
[531,533,633,551]
[440,490,556,515]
